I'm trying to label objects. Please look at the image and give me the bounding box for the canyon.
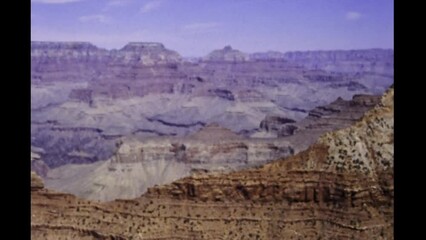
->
[31,41,393,201]
[43,93,381,201]
[31,85,394,239]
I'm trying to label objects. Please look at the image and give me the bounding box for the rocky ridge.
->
[205,45,249,62]
[42,93,381,201]
[255,93,382,151]
[31,86,393,239]
[250,48,394,75]
[31,42,393,172]
[43,124,294,201]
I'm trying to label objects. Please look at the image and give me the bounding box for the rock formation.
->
[44,124,295,201]
[282,49,394,75]
[31,86,393,239]
[116,42,182,65]
[251,49,394,76]
[31,42,393,164]
[205,45,250,62]
[31,42,393,206]
[255,93,382,151]
[38,92,383,201]
[259,115,296,133]
[31,41,109,83]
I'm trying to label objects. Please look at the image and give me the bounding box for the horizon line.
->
[31,40,394,57]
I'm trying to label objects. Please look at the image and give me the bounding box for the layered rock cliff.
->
[31,43,393,167]
[44,124,294,201]
[31,42,393,210]
[255,93,382,151]
[38,90,382,202]
[251,49,394,76]
[282,49,394,75]
[31,41,109,83]
[31,41,182,82]
[31,86,393,239]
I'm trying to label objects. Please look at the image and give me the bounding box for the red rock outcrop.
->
[31,87,393,239]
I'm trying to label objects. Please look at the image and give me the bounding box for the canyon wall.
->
[31,42,393,172]
[43,93,381,201]
[31,86,393,239]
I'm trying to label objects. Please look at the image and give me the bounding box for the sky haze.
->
[31,0,394,56]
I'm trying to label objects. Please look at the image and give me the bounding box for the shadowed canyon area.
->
[30,41,393,239]
[31,42,392,201]
[31,84,394,239]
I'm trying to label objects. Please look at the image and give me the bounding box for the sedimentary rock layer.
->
[31,86,393,239]
[256,93,382,151]
[43,124,294,201]
[31,42,393,171]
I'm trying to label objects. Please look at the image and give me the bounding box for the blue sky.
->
[31,0,394,57]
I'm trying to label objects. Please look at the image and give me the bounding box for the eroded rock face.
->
[115,42,182,65]
[31,42,393,205]
[31,41,183,84]
[34,89,384,204]
[31,124,118,168]
[31,41,109,83]
[31,87,393,239]
[282,49,394,75]
[39,91,382,201]
[254,93,382,152]
[260,115,296,132]
[44,124,294,201]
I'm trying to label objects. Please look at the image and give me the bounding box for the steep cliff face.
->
[250,49,393,74]
[31,123,118,168]
[31,42,393,206]
[31,87,393,239]
[38,92,381,202]
[44,124,294,201]
[249,49,394,95]
[114,42,182,65]
[31,41,183,83]
[282,49,394,75]
[31,42,109,83]
[255,93,382,151]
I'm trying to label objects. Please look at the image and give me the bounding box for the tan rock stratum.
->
[31,86,393,239]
